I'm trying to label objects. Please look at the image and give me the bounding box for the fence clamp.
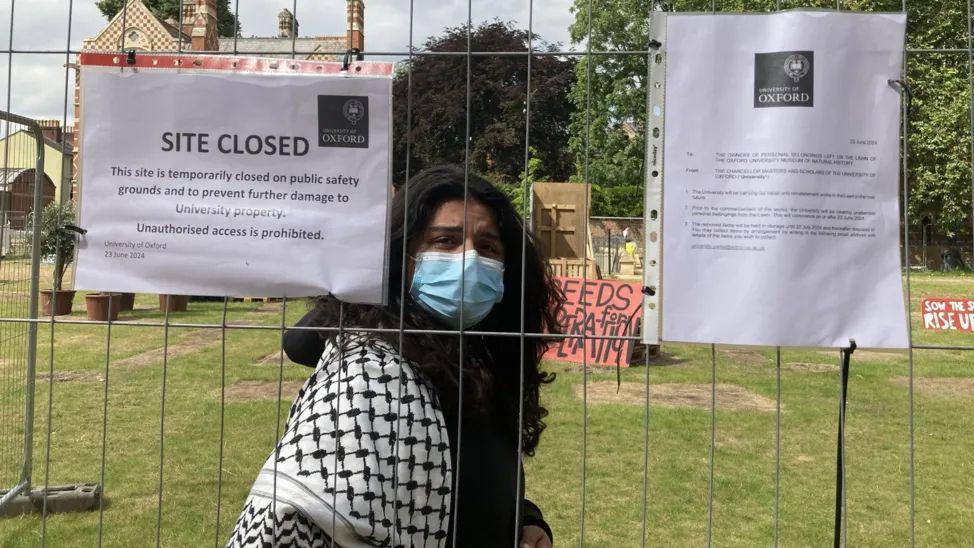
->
[342,48,363,72]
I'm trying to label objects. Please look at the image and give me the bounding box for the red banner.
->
[545,277,644,367]
[921,298,974,332]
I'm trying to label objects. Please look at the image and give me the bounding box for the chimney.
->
[191,0,218,51]
[180,0,196,37]
[37,119,62,144]
[278,9,298,39]
[347,0,364,52]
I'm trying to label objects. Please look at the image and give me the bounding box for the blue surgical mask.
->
[409,250,505,329]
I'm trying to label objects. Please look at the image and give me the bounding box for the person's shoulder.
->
[320,335,413,381]
[317,336,438,395]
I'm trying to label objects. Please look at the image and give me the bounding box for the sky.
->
[0,0,579,122]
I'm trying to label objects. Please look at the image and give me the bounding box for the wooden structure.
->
[0,168,55,228]
[548,257,600,279]
[532,182,603,279]
[532,182,591,260]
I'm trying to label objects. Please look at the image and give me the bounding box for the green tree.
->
[492,147,548,216]
[898,1,971,240]
[393,21,576,192]
[96,0,240,37]
[568,0,973,240]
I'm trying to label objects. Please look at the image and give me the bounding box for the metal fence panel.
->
[0,110,43,514]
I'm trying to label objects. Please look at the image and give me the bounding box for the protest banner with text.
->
[546,276,644,367]
[921,298,974,332]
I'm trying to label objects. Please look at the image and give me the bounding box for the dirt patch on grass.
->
[577,381,777,412]
[855,350,908,363]
[630,346,686,366]
[114,316,265,369]
[36,370,104,383]
[891,376,974,398]
[815,350,906,364]
[224,379,305,402]
[648,351,686,367]
[253,351,302,367]
[786,362,838,373]
[114,329,216,369]
[918,276,974,285]
[720,349,770,367]
[225,319,261,327]
[255,301,283,313]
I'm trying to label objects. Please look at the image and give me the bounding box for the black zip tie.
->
[342,48,363,71]
[641,286,656,297]
[648,39,662,50]
[888,79,913,116]
[62,224,87,236]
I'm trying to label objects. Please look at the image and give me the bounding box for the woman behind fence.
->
[228,165,561,547]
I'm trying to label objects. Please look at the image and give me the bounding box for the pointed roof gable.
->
[83,0,188,51]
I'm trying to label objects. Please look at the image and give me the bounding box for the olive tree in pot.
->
[31,202,78,316]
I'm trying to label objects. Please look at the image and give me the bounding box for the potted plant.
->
[118,292,136,311]
[31,203,78,316]
[85,292,122,321]
[159,294,189,312]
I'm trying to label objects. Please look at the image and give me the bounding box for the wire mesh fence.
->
[0,111,43,515]
[0,0,971,547]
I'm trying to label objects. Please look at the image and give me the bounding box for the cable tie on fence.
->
[126,50,136,66]
[342,48,363,72]
[648,39,663,50]
[62,224,87,236]
[641,286,655,297]
[888,79,913,116]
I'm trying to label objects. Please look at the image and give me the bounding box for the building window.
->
[119,27,148,50]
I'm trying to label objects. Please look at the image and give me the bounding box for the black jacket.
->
[283,311,553,546]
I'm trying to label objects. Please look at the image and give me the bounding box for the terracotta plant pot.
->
[118,292,136,311]
[85,293,122,322]
[158,294,189,313]
[41,290,76,316]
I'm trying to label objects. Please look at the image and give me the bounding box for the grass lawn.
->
[0,271,971,546]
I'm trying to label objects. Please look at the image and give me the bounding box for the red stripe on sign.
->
[78,52,394,77]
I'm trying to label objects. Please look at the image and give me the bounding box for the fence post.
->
[24,113,43,496]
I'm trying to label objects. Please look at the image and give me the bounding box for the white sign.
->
[75,55,393,303]
[659,12,909,348]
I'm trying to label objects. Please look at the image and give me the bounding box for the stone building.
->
[72,0,367,197]
[82,0,365,56]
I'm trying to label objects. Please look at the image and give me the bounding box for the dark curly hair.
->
[310,165,562,455]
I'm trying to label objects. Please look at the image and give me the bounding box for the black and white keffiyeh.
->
[227,336,452,547]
